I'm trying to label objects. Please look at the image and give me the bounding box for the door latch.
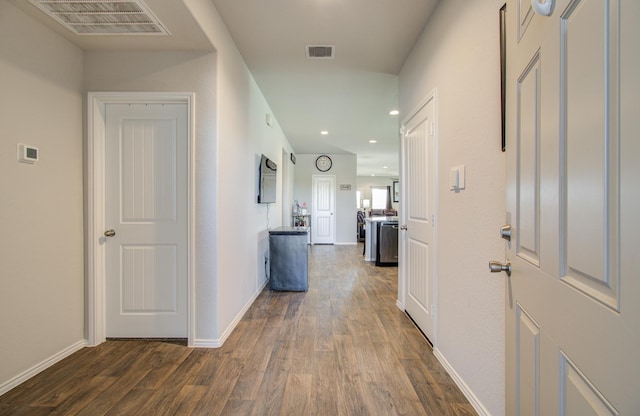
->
[489,261,511,277]
[500,224,511,241]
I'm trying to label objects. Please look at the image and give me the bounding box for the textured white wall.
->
[83,50,221,342]
[84,0,294,345]
[399,1,506,415]
[183,0,295,342]
[293,154,357,244]
[0,1,84,389]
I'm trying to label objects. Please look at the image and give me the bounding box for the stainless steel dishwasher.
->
[376,221,398,266]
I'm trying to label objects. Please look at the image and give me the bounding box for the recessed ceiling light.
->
[389,110,399,116]
[383,166,388,169]
[321,131,329,135]
[371,174,375,176]
[369,139,377,143]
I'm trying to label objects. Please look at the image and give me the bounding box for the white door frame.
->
[86,92,196,347]
[398,90,439,343]
[311,174,336,244]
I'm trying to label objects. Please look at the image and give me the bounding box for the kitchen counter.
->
[269,226,309,235]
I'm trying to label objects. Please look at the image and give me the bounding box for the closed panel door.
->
[402,96,436,342]
[312,175,336,244]
[505,1,639,414]
[105,103,187,338]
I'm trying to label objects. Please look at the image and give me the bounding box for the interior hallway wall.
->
[293,154,357,245]
[183,0,295,343]
[85,0,294,344]
[399,1,506,415]
[83,50,222,343]
[0,1,85,391]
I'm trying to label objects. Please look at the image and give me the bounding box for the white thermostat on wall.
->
[18,143,39,164]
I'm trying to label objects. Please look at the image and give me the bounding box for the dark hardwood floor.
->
[0,244,477,415]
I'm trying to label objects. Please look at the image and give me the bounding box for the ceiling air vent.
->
[28,0,170,36]
[306,45,335,59]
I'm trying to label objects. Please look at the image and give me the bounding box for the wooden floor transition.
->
[0,244,477,416]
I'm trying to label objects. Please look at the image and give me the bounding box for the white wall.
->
[183,0,295,343]
[0,1,85,390]
[293,154,357,244]
[84,0,294,345]
[399,1,506,415]
[83,50,223,343]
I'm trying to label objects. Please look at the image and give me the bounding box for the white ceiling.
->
[11,0,440,176]
[211,0,439,176]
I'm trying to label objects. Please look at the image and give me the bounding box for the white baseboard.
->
[334,242,357,246]
[0,339,87,396]
[190,280,268,349]
[396,299,404,310]
[433,348,492,416]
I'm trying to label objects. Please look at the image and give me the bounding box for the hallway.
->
[0,245,475,415]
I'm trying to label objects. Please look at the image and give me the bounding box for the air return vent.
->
[306,45,335,59]
[28,0,170,35]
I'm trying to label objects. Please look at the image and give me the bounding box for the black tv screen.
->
[258,154,277,204]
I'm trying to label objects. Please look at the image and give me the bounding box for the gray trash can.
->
[269,226,309,291]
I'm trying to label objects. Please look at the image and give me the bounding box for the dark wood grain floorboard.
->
[0,244,477,416]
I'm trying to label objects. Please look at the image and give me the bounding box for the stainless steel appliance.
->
[376,221,398,266]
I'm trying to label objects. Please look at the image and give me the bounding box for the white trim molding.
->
[86,92,196,347]
[434,348,492,416]
[191,280,268,348]
[0,340,87,396]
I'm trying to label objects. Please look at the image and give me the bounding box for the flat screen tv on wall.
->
[257,154,277,204]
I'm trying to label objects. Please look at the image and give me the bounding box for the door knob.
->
[400,225,408,230]
[500,224,512,241]
[489,260,511,276]
[104,229,116,237]
[531,0,554,16]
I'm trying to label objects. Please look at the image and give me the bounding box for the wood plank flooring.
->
[0,244,477,415]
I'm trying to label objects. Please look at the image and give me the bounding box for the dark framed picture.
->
[392,181,399,203]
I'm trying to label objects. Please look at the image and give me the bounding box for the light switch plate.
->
[457,164,466,189]
[449,168,459,190]
[450,165,466,190]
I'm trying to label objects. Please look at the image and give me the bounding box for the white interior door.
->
[105,103,188,338]
[312,175,335,244]
[504,1,639,414]
[402,95,436,342]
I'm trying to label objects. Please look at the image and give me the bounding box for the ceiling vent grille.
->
[28,0,170,36]
[306,45,335,59]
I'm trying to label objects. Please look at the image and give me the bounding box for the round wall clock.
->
[315,155,332,172]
